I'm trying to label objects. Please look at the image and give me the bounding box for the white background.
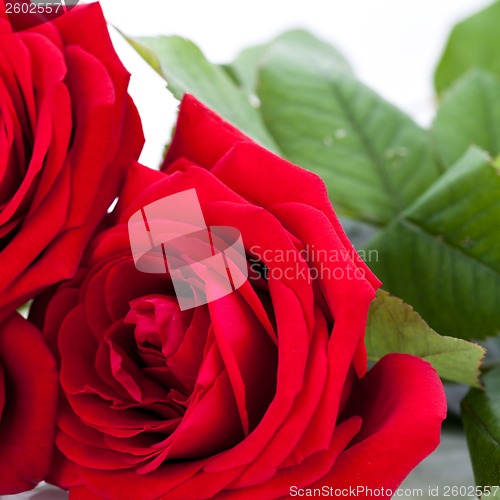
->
[3,0,492,498]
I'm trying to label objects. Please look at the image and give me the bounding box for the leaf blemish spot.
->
[461,237,475,249]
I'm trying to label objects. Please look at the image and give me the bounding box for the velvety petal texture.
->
[33,95,446,499]
[0,3,144,319]
[0,313,58,494]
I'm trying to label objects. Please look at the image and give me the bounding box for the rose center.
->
[124,295,204,409]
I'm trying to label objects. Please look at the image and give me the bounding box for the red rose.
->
[0,3,143,318]
[32,96,446,499]
[0,313,58,494]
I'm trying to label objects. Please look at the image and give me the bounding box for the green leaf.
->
[435,1,500,94]
[122,32,163,75]
[462,365,500,491]
[227,43,269,94]
[257,33,441,225]
[366,290,485,387]
[229,29,352,95]
[125,35,278,151]
[366,147,500,340]
[433,69,500,167]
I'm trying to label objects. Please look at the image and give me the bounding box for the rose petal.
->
[0,33,67,225]
[0,363,5,422]
[165,97,380,290]
[69,486,105,500]
[221,417,362,499]
[0,314,58,494]
[163,94,248,171]
[312,354,446,495]
[227,306,329,488]
[77,460,208,500]
[53,4,131,106]
[47,448,81,490]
